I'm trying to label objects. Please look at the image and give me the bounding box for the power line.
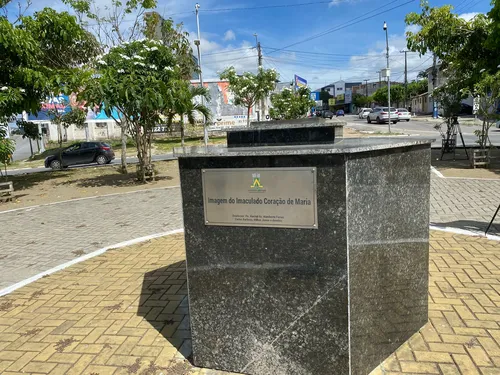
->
[162,0,346,18]
[203,48,254,57]
[267,0,416,55]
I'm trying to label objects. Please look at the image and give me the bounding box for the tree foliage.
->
[0,7,99,121]
[219,67,279,125]
[63,0,156,47]
[168,82,211,146]
[0,126,14,178]
[269,87,315,120]
[372,85,405,107]
[82,39,176,182]
[407,79,428,98]
[17,120,39,140]
[144,14,197,80]
[352,93,372,108]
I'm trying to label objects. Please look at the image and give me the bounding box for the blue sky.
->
[6,0,493,89]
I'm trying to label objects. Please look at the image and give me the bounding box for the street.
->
[7,152,176,176]
[343,115,500,147]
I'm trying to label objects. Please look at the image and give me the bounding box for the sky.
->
[5,0,493,90]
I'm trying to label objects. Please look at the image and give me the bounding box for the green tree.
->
[352,93,372,109]
[0,126,15,179]
[17,120,40,157]
[269,87,315,120]
[407,79,428,98]
[469,72,500,149]
[168,82,211,146]
[0,7,99,125]
[372,85,405,107]
[220,67,279,126]
[64,0,157,173]
[82,39,176,182]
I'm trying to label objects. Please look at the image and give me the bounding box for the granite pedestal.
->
[175,136,432,375]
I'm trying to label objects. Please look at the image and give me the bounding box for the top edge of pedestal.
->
[227,118,345,132]
[174,137,435,158]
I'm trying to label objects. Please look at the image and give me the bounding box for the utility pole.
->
[364,79,369,97]
[254,33,265,122]
[384,21,391,133]
[400,50,408,108]
[432,53,438,118]
[195,3,208,145]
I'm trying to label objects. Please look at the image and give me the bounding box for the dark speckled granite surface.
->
[177,140,431,375]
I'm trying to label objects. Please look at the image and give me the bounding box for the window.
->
[82,142,98,149]
[66,144,81,152]
[95,122,107,128]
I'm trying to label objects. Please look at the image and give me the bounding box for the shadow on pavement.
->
[138,260,193,363]
[431,148,500,176]
[57,170,174,188]
[5,171,71,191]
[431,219,500,236]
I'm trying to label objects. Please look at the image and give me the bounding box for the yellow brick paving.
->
[0,231,499,375]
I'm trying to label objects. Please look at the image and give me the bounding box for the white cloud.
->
[223,30,236,41]
[328,0,342,6]
[459,12,480,21]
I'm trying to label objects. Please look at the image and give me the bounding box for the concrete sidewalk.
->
[0,231,499,374]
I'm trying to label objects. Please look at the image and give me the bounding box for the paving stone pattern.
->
[0,231,499,374]
[0,188,183,290]
[2,176,500,291]
[430,176,500,235]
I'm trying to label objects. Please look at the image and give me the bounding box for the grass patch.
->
[153,136,226,153]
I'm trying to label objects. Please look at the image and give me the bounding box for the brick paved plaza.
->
[1,172,500,374]
[0,230,499,374]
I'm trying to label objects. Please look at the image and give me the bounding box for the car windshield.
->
[397,109,407,112]
[382,107,397,111]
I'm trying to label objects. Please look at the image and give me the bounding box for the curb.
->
[0,228,184,297]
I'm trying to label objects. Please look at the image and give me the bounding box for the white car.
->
[358,108,371,119]
[367,107,399,124]
[397,108,411,121]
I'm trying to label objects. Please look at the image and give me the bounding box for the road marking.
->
[0,228,184,297]
[431,166,445,178]
[430,225,500,242]
[0,185,180,215]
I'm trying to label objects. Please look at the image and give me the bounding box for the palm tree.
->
[168,82,211,146]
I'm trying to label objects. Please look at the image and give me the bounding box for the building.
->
[409,64,473,115]
[315,80,361,113]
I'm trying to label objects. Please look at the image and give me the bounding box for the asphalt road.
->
[7,153,176,176]
[343,115,500,147]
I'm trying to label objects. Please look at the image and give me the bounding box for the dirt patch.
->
[0,160,180,211]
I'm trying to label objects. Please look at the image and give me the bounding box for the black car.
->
[322,110,334,119]
[45,142,115,170]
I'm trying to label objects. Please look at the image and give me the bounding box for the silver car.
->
[367,107,399,124]
[397,108,411,121]
[358,108,371,119]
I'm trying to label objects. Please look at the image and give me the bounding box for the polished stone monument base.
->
[176,138,431,375]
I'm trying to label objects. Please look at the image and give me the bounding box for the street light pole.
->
[384,21,391,133]
[195,3,208,146]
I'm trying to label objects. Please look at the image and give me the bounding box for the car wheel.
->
[50,160,61,170]
[393,121,398,124]
[96,155,107,165]
[367,117,371,123]
[376,117,381,124]
[406,119,410,122]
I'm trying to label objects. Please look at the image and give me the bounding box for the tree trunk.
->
[36,137,40,153]
[481,119,487,149]
[247,105,251,126]
[58,123,63,148]
[180,116,185,147]
[120,125,128,174]
[29,138,33,157]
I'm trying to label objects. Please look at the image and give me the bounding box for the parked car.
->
[322,110,334,119]
[397,108,411,121]
[45,142,115,170]
[315,110,323,117]
[367,107,399,124]
[358,108,371,119]
[336,109,345,117]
